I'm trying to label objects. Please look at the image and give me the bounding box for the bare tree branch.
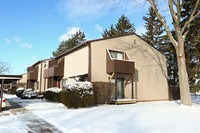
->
[172,0,178,6]
[168,0,178,26]
[0,61,10,74]
[148,0,178,49]
[180,0,185,9]
[181,0,200,35]
[176,0,181,24]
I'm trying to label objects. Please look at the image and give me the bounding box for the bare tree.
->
[147,0,200,106]
[0,61,10,74]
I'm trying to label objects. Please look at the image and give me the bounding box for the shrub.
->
[43,88,62,102]
[92,82,115,104]
[61,82,94,108]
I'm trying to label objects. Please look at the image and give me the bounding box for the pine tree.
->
[142,7,167,49]
[102,15,136,38]
[181,0,200,93]
[53,30,86,57]
[102,25,118,38]
[115,15,136,35]
[142,7,179,86]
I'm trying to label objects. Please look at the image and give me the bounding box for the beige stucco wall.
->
[90,34,169,101]
[19,73,27,83]
[40,61,48,92]
[41,60,49,92]
[35,63,41,92]
[35,60,49,92]
[17,73,27,89]
[63,46,89,80]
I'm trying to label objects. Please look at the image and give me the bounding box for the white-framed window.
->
[62,79,68,88]
[109,50,124,60]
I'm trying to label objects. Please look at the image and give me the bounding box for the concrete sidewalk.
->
[6,99,63,133]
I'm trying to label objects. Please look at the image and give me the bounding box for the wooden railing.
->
[44,58,64,78]
[106,50,134,74]
[27,66,38,80]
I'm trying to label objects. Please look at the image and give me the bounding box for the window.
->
[34,82,40,90]
[44,62,48,68]
[110,51,123,60]
[62,79,68,88]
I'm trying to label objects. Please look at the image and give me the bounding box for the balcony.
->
[44,58,64,78]
[49,58,58,67]
[27,65,35,72]
[27,66,38,80]
[106,49,134,74]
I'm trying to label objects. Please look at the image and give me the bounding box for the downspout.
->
[115,72,117,100]
[39,63,42,94]
[0,79,4,112]
[88,42,91,81]
[131,72,134,99]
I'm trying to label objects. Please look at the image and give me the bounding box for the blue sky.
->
[0,0,171,75]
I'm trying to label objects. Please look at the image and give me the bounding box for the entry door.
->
[111,78,124,99]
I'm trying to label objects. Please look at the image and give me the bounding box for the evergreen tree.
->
[53,30,86,57]
[102,25,117,38]
[142,7,167,49]
[142,7,179,86]
[102,15,136,38]
[115,15,136,35]
[181,0,200,92]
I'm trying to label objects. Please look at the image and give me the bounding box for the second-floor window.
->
[110,51,123,60]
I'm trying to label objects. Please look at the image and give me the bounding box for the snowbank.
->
[4,94,200,133]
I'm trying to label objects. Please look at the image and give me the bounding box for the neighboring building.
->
[42,33,169,101]
[0,75,22,94]
[43,58,64,89]
[17,73,27,89]
[27,59,50,93]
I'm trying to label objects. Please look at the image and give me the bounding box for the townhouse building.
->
[27,59,50,93]
[42,33,169,101]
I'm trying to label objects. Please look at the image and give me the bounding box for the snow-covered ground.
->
[1,94,200,133]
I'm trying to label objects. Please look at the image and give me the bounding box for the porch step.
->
[110,99,137,105]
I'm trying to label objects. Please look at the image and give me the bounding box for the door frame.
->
[111,78,124,99]
[117,78,124,99]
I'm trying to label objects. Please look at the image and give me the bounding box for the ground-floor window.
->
[62,79,68,89]
[34,81,40,91]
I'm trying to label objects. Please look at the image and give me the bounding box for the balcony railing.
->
[106,49,134,74]
[27,66,38,80]
[49,59,58,67]
[27,65,35,72]
[44,58,64,78]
